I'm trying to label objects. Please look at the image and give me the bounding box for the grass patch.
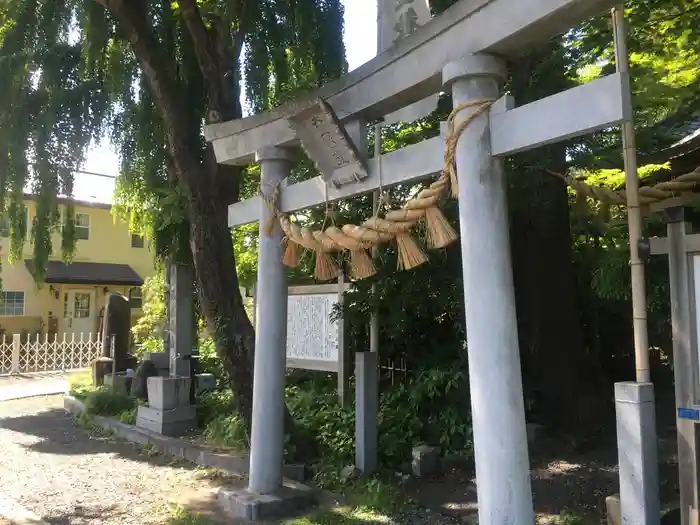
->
[83,386,137,417]
[68,370,96,400]
[284,506,395,525]
[165,507,216,524]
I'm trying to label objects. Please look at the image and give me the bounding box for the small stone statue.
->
[130,360,158,401]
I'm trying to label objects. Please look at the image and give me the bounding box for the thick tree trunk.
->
[184,158,256,430]
[508,48,610,433]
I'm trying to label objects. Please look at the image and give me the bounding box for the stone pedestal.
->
[136,405,197,436]
[147,376,191,410]
[217,481,315,521]
[135,376,196,437]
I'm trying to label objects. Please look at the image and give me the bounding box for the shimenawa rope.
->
[267,99,496,281]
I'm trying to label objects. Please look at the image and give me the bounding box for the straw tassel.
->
[282,238,301,268]
[314,249,339,281]
[349,249,376,280]
[424,206,458,249]
[395,232,427,270]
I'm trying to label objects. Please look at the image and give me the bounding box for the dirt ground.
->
[0,395,235,525]
[0,391,682,524]
[402,390,681,524]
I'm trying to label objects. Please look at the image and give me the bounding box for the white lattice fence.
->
[0,335,13,375]
[0,333,103,375]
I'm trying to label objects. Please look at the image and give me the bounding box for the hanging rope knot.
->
[261,182,282,237]
[442,99,496,197]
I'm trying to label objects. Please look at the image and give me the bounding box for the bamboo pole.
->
[613,5,650,383]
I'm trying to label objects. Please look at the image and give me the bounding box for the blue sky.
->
[77,0,377,201]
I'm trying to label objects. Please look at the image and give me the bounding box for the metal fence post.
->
[11,334,20,374]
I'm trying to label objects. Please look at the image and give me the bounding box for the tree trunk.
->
[184,157,256,430]
[508,47,610,433]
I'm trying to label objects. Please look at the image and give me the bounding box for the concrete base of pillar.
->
[217,480,315,521]
[615,382,660,525]
[136,405,197,437]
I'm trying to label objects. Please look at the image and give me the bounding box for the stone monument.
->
[101,293,133,393]
[135,263,197,436]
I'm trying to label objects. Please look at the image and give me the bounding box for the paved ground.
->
[0,395,226,525]
[0,373,69,402]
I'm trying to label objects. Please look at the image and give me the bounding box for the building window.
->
[75,213,90,240]
[0,207,28,238]
[131,233,144,248]
[129,287,143,309]
[74,292,91,318]
[0,291,25,316]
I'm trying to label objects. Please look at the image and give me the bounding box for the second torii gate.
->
[204,0,656,523]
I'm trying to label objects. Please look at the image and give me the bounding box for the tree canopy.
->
[0,0,347,429]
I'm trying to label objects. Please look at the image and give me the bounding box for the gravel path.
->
[0,395,221,525]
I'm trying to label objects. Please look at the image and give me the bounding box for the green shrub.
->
[202,413,247,450]
[197,390,236,428]
[118,407,138,424]
[83,387,137,417]
[286,362,473,485]
[196,338,227,389]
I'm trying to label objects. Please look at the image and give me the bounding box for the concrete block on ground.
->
[104,373,131,395]
[283,464,309,483]
[217,480,315,521]
[136,404,197,437]
[195,373,216,394]
[606,494,620,525]
[412,445,440,478]
[147,376,191,410]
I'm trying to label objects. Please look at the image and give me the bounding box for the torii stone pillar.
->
[248,146,293,494]
[443,54,534,525]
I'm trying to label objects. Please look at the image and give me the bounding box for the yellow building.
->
[0,195,156,340]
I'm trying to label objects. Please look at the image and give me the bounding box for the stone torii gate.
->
[205,0,638,522]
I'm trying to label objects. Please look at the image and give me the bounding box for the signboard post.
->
[285,279,349,405]
[650,207,700,524]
